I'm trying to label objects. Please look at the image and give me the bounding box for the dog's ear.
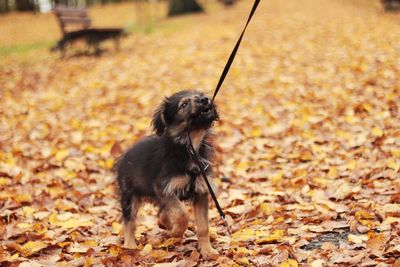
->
[152,103,166,135]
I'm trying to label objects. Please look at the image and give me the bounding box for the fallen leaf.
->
[19,241,48,257]
[280,259,298,267]
[49,212,93,229]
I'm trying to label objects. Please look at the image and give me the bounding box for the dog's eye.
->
[180,102,188,109]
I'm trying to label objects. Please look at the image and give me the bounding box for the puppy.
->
[116,90,219,258]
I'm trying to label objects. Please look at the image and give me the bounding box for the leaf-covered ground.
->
[1,0,400,266]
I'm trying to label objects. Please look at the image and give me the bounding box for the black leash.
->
[212,0,261,102]
[187,134,231,235]
[187,0,260,235]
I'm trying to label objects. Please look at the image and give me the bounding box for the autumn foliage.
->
[0,0,400,266]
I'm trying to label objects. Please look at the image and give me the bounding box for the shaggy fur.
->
[116,90,219,258]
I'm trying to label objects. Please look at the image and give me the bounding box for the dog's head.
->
[152,90,218,136]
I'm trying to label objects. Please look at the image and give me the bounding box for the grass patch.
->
[0,41,55,57]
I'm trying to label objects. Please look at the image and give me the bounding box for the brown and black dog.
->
[115,90,219,258]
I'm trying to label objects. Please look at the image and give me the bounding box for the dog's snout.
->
[197,96,209,105]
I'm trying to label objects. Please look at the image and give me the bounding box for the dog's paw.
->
[200,246,219,260]
[123,239,137,249]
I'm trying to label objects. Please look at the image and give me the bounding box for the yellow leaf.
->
[64,157,85,171]
[367,232,386,255]
[235,257,250,266]
[149,249,168,260]
[271,172,282,185]
[313,177,329,187]
[256,229,285,244]
[112,222,122,234]
[84,256,94,267]
[33,222,47,235]
[105,159,114,169]
[237,161,249,171]
[280,259,298,267]
[141,243,152,255]
[22,206,35,216]
[17,222,32,229]
[371,127,383,137]
[49,213,93,229]
[259,203,274,216]
[158,237,180,248]
[0,191,12,200]
[232,228,256,242]
[14,194,32,204]
[391,149,400,158]
[344,115,356,123]
[387,158,399,172]
[55,149,69,161]
[0,178,11,186]
[54,168,76,181]
[108,245,122,257]
[48,186,66,198]
[355,211,375,228]
[236,247,250,257]
[83,240,97,247]
[57,241,71,248]
[250,127,262,138]
[346,160,357,170]
[327,167,338,179]
[20,241,48,256]
[69,242,88,253]
[362,103,373,113]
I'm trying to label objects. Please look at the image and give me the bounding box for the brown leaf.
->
[110,141,123,158]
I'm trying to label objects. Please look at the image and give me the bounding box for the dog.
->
[115,90,219,258]
[51,28,126,56]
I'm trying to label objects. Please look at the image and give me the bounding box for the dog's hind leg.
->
[158,197,188,238]
[157,207,172,231]
[121,194,140,249]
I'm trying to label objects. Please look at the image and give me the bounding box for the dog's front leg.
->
[193,193,219,259]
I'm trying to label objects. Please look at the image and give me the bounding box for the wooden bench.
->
[52,6,126,55]
[54,6,92,35]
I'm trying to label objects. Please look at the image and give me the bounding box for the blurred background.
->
[0,0,243,57]
[1,0,400,265]
[0,0,398,58]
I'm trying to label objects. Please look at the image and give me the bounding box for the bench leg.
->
[114,37,121,51]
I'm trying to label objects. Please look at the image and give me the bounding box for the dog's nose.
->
[198,96,209,105]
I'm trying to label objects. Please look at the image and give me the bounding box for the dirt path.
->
[1,0,400,266]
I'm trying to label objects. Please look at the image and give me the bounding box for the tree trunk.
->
[15,0,36,11]
[222,0,235,6]
[0,0,10,13]
[381,0,400,11]
[168,0,203,17]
